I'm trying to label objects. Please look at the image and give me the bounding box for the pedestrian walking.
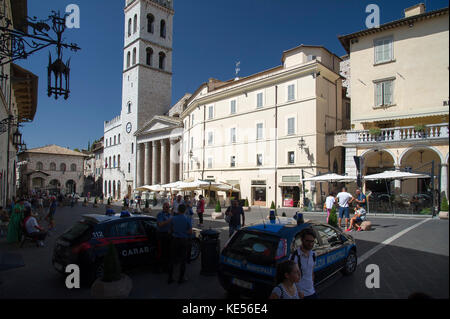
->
[156,202,172,273]
[289,228,318,299]
[225,200,245,237]
[335,187,354,229]
[196,195,205,227]
[323,192,335,223]
[168,204,192,284]
[6,198,24,243]
[269,260,303,299]
[45,197,57,230]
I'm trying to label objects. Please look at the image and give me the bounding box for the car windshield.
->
[224,230,280,266]
[61,221,94,243]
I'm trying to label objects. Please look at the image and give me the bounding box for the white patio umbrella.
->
[134,185,153,192]
[303,173,357,182]
[178,180,212,191]
[363,171,429,180]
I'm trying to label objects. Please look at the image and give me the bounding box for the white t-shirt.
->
[172,199,185,213]
[325,196,335,209]
[336,192,353,208]
[25,217,39,234]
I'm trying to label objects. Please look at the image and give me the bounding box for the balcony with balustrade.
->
[334,122,449,147]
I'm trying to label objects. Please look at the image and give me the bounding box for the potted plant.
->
[369,127,385,141]
[243,197,250,212]
[91,243,132,298]
[152,193,157,207]
[212,199,223,220]
[328,206,338,227]
[414,124,426,137]
[439,194,449,219]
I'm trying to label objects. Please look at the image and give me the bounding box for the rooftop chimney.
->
[404,3,426,18]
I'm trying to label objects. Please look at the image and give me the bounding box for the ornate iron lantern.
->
[0,11,80,99]
[12,128,22,146]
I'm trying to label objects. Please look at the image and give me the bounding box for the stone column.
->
[144,142,152,185]
[136,143,144,187]
[161,139,169,184]
[152,140,160,185]
[441,163,448,200]
[394,165,401,192]
[170,138,179,182]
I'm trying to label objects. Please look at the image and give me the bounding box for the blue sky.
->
[17,0,448,150]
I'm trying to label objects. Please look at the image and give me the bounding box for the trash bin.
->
[200,229,220,276]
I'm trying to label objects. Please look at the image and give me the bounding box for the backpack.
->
[289,249,316,277]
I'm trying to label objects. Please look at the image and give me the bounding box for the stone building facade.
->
[17,145,88,195]
[103,0,174,200]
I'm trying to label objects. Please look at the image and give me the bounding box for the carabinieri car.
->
[218,217,357,298]
[52,213,200,284]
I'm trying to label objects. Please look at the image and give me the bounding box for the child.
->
[269,260,303,299]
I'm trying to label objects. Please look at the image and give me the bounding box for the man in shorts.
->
[335,187,354,229]
[347,203,367,232]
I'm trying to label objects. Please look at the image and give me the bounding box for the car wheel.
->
[341,250,357,275]
[190,239,201,261]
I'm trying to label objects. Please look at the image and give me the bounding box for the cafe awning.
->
[278,182,301,187]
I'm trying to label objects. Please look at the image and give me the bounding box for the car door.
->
[140,218,158,262]
[312,224,347,281]
[108,219,148,266]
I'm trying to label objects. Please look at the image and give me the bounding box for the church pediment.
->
[135,116,181,136]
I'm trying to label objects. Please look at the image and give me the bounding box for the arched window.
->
[160,19,166,38]
[110,137,112,145]
[128,18,132,36]
[128,163,130,173]
[132,48,136,65]
[118,134,121,144]
[127,102,131,113]
[146,47,153,66]
[109,157,111,169]
[113,155,116,168]
[127,52,130,68]
[36,162,43,170]
[147,14,154,33]
[133,14,137,33]
[118,155,120,168]
[60,163,66,171]
[50,162,56,171]
[131,143,134,154]
[104,180,107,194]
[108,181,111,195]
[114,135,116,145]
[70,164,76,171]
[159,51,166,70]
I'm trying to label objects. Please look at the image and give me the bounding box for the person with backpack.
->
[269,260,303,299]
[289,228,318,299]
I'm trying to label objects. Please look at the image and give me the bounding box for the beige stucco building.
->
[335,4,449,203]
[17,145,88,195]
[0,0,38,206]
[173,45,349,208]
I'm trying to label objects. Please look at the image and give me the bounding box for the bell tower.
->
[120,0,174,184]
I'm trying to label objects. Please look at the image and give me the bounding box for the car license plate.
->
[232,278,253,289]
[54,262,64,272]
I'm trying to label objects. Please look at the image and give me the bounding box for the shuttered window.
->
[374,37,393,64]
[257,92,263,108]
[375,80,393,106]
[287,117,295,135]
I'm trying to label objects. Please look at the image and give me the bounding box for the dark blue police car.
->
[52,213,200,284]
[218,217,357,298]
